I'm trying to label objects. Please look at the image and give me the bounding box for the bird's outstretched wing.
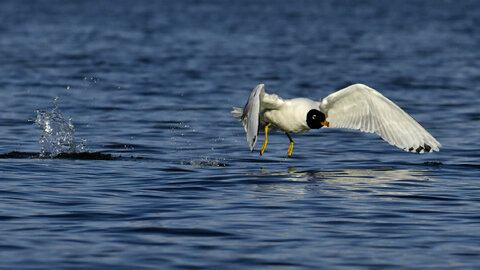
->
[241,84,262,151]
[232,84,284,151]
[320,84,441,153]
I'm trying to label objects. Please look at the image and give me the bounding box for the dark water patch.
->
[0,244,26,250]
[252,74,282,81]
[401,209,446,214]
[0,151,39,159]
[250,260,304,267]
[455,163,480,169]
[150,186,214,192]
[323,219,366,226]
[117,227,233,237]
[31,212,135,221]
[101,143,139,149]
[468,113,480,121]
[0,215,19,221]
[54,152,117,160]
[164,166,196,172]
[452,252,480,257]
[369,212,407,219]
[340,262,401,269]
[0,118,29,126]
[424,161,443,166]
[31,199,89,207]
[0,151,142,160]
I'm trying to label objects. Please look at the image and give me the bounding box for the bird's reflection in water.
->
[260,166,432,182]
[252,166,435,196]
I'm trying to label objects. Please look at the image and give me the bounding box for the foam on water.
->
[34,97,86,157]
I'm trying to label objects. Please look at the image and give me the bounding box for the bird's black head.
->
[306,109,328,129]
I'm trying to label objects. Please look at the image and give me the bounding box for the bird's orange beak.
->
[321,120,330,127]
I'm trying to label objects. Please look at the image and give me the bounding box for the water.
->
[1,0,479,269]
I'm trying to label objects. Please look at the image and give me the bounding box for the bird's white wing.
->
[320,84,441,153]
[241,84,262,151]
[231,84,284,151]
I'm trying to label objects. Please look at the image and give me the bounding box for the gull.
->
[232,83,441,157]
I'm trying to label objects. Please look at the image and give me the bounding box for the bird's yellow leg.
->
[286,133,294,157]
[260,123,271,156]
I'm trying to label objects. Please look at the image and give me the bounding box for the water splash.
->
[34,97,86,157]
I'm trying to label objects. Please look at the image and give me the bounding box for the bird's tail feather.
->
[231,107,243,120]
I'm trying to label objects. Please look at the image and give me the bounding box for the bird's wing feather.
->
[232,84,285,151]
[241,84,262,151]
[320,84,441,153]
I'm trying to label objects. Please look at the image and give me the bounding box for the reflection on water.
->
[252,167,435,196]
[259,166,433,183]
[316,168,432,186]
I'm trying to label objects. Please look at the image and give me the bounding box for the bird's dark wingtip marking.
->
[424,144,432,152]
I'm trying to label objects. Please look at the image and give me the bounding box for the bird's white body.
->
[264,98,318,133]
[232,83,441,155]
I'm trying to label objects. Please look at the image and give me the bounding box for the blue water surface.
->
[1,0,479,269]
